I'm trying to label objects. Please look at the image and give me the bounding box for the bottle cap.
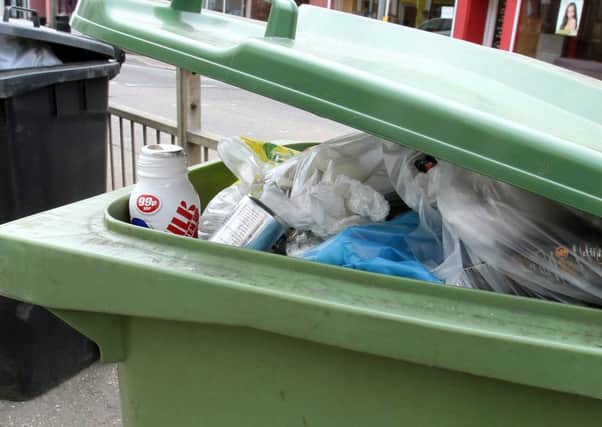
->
[137,144,188,179]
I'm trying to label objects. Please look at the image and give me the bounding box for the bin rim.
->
[0,61,121,98]
[2,180,602,400]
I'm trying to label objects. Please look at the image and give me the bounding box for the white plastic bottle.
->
[129,144,201,238]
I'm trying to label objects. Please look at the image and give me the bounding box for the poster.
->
[555,0,583,36]
[440,6,454,19]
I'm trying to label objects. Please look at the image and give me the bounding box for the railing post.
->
[47,0,57,28]
[176,68,202,165]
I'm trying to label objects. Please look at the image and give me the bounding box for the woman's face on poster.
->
[567,4,576,19]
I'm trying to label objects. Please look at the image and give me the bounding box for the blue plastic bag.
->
[303,212,442,283]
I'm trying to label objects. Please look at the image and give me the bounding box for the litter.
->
[303,211,443,283]
[201,133,602,305]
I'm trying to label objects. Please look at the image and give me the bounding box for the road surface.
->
[111,54,351,141]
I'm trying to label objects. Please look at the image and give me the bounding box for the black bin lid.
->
[1,9,123,61]
[0,9,123,99]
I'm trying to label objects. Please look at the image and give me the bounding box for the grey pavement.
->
[0,364,121,427]
[0,54,351,426]
[111,54,351,141]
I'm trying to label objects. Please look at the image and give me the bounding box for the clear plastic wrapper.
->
[382,140,602,305]
[285,230,324,257]
[381,141,453,275]
[0,35,62,70]
[436,163,602,305]
[199,137,299,240]
[217,137,299,185]
[198,183,248,240]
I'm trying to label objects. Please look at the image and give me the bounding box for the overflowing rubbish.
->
[0,35,62,70]
[129,144,201,238]
[436,162,602,305]
[131,133,602,306]
[201,133,391,240]
[382,141,602,305]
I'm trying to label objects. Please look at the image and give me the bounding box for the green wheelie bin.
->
[1,0,602,425]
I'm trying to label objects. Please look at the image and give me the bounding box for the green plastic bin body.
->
[0,0,601,426]
[1,162,601,427]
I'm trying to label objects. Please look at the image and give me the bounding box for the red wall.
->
[452,0,489,44]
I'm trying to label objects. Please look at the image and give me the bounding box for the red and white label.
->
[166,201,200,238]
[136,194,161,214]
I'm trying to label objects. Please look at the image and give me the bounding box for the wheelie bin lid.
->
[0,7,123,98]
[70,0,602,217]
[1,6,123,61]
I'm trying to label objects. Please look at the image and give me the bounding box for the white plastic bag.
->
[0,35,62,70]
[260,133,391,238]
[287,133,394,195]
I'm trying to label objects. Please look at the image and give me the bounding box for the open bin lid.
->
[71,0,602,217]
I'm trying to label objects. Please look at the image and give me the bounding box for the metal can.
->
[129,144,201,238]
[209,196,287,251]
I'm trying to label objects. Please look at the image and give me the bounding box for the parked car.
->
[418,18,452,36]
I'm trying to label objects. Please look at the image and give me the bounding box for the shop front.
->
[204,0,273,20]
[453,0,602,78]
[309,0,456,31]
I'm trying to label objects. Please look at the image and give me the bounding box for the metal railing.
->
[106,104,221,191]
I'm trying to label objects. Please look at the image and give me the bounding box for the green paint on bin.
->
[1,161,602,426]
[0,0,600,425]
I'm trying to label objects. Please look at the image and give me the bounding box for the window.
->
[514,0,602,79]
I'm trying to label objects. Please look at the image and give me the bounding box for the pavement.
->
[111,54,351,141]
[0,54,350,426]
[0,364,121,427]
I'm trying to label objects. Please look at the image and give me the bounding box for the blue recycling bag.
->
[303,212,442,283]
